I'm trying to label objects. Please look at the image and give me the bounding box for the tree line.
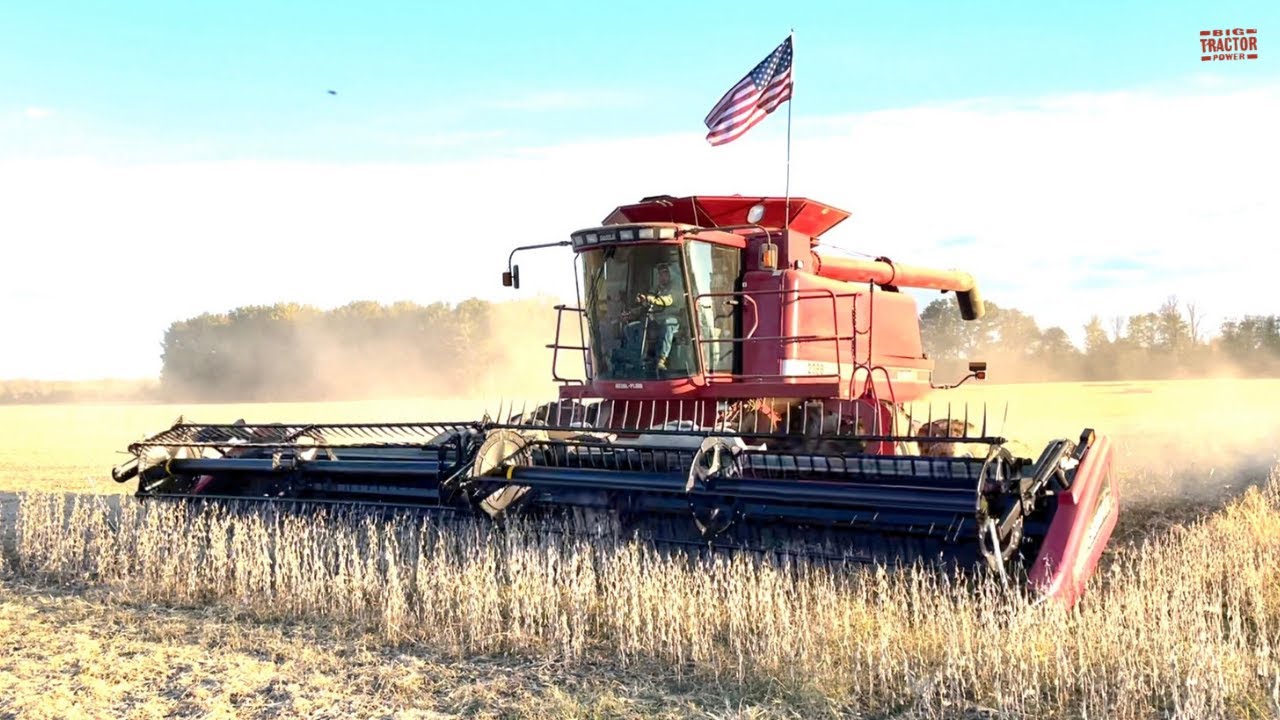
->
[5,293,1275,405]
[0,378,158,405]
[157,297,564,402]
[153,294,1280,398]
[919,295,1280,382]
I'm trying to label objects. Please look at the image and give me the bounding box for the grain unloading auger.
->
[111,195,1119,607]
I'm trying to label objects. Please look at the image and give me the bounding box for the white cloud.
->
[405,129,510,148]
[484,89,637,112]
[1,80,1277,378]
[23,107,53,120]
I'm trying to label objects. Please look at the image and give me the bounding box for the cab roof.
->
[602,195,851,238]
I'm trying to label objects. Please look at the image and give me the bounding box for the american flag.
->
[704,36,794,146]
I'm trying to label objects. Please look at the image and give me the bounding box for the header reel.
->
[112,399,1115,605]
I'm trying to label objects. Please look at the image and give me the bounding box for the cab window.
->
[685,241,742,374]
[581,244,695,380]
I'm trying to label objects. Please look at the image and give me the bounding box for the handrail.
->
[549,286,882,389]
[548,305,590,384]
[691,287,862,384]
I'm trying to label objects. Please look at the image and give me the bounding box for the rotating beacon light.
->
[748,204,778,271]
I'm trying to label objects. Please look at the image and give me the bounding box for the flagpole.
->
[783,28,794,232]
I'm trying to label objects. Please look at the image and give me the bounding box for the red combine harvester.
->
[112,194,1119,606]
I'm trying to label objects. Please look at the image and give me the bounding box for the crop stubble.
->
[1,379,1279,719]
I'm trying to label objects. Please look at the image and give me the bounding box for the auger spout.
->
[811,252,985,320]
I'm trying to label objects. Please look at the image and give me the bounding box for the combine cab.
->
[112,194,1119,606]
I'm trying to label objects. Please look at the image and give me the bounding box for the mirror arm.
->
[930,361,988,390]
[504,240,572,288]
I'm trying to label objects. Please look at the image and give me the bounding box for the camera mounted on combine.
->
[112,193,1119,608]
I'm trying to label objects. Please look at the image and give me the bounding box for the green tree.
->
[1155,296,1191,354]
[1220,315,1280,372]
[1080,316,1114,379]
[1125,313,1159,350]
[990,307,1041,356]
[1083,316,1110,355]
[1038,327,1078,357]
[919,296,971,360]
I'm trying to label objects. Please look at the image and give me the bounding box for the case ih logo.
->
[1200,28,1258,61]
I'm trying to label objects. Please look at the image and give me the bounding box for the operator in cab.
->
[624,262,682,372]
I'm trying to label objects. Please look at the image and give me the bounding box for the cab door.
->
[685,241,744,376]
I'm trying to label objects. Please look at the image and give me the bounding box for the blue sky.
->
[6,0,1274,162]
[2,1,1278,378]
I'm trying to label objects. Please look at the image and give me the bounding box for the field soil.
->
[0,582,743,720]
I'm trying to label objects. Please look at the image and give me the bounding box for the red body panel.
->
[558,264,934,405]
[555,195,981,425]
[738,270,933,403]
[555,195,982,409]
[1027,434,1120,606]
[537,195,1120,608]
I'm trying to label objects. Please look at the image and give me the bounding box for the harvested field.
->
[2,379,1279,718]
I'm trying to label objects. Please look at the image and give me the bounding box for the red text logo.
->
[1200,28,1259,61]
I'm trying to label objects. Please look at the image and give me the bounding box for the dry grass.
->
[0,582,762,720]
[4,464,1280,719]
[3,378,1280,718]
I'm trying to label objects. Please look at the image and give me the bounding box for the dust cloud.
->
[301,299,572,404]
[158,296,580,407]
[932,351,1260,387]
[942,364,1280,544]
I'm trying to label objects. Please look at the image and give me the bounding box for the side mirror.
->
[931,360,988,390]
[968,361,987,380]
[502,265,521,289]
